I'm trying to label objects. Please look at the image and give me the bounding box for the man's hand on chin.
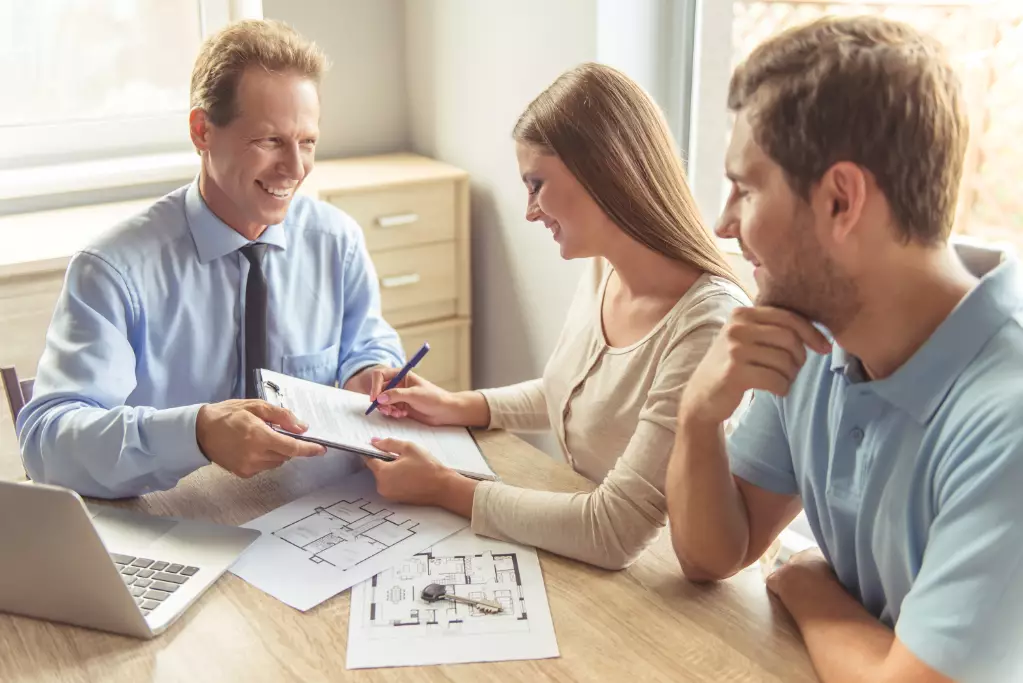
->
[344,365,388,395]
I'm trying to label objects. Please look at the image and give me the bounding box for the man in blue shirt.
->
[18,20,404,499]
[666,16,1022,683]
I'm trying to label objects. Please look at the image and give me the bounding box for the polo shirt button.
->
[851,427,865,443]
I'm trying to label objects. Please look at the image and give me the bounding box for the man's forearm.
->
[775,567,895,683]
[18,400,208,498]
[666,412,752,580]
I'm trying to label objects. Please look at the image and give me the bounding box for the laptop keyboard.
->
[111,553,199,617]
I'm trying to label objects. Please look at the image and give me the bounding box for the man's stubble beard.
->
[755,210,861,336]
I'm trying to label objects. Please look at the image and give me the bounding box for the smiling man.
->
[18,20,404,498]
[665,16,1023,683]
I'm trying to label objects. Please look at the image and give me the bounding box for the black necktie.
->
[241,243,269,399]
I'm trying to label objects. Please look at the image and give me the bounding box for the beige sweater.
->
[475,258,749,569]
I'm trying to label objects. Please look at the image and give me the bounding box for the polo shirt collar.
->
[185,177,288,264]
[830,258,1022,424]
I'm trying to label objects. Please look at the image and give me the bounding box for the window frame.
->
[0,0,262,171]
[683,0,1023,255]
[684,0,735,237]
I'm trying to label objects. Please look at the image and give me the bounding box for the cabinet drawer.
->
[329,182,456,252]
[396,318,471,391]
[375,243,457,326]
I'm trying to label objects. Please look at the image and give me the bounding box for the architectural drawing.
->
[366,549,531,636]
[231,470,468,612]
[272,497,420,570]
[347,529,560,668]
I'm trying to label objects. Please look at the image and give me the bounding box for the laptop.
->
[0,480,260,639]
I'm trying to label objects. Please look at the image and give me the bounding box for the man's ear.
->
[189,108,213,153]
[819,162,867,242]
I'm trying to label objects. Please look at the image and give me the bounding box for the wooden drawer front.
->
[329,182,456,252]
[375,243,457,326]
[397,318,470,391]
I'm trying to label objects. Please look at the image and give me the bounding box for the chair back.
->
[951,238,1007,278]
[1,366,33,424]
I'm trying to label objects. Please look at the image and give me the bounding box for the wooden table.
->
[0,430,817,682]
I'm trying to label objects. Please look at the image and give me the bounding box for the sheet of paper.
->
[261,369,496,480]
[230,471,468,611]
[346,528,560,669]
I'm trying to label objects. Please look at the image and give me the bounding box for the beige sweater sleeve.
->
[478,379,550,432]
[470,323,723,570]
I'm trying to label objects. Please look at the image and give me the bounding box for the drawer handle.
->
[376,213,419,228]
[380,272,422,288]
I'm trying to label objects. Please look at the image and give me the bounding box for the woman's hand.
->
[367,368,490,427]
[365,437,478,517]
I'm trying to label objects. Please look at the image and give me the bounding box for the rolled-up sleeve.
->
[17,252,208,498]
[336,218,405,385]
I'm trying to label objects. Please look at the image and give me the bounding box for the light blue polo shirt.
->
[727,258,1023,682]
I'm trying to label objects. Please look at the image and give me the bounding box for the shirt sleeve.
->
[335,217,405,385]
[726,390,798,495]
[894,413,1023,683]
[478,379,550,432]
[17,252,208,499]
[469,323,721,570]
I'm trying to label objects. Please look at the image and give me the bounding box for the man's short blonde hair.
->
[190,19,327,127]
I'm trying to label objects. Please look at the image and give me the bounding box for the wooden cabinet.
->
[0,154,472,473]
[301,154,472,391]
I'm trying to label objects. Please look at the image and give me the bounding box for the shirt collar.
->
[830,257,1023,424]
[185,177,288,264]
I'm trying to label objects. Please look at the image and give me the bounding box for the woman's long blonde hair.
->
[513,62,743,290]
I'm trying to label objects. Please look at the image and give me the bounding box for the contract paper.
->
[258,369,497,480]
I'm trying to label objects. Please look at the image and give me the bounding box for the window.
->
[0,0,260,171]
[689,0,1023,256]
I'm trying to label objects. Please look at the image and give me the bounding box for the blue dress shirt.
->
[18,180,405,499]
[727,258,1023,682]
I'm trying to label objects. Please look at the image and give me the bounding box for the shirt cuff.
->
[469,480,501,537]
[477,389,502,429]
[339,354,401,388]
[477,381,549,432]
[152,403,210,476]
[474,390,499,429]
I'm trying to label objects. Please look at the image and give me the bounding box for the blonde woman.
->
[364,63,749,569]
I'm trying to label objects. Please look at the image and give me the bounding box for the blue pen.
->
[365,342,431,415]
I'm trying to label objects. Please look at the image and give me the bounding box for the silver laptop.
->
[0,480,260,639]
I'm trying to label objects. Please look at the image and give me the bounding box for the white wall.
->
[263,0,408,158]
[404,0,598,397]
[596,0,690,147]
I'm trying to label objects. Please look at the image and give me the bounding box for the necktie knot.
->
[241,242,268,267]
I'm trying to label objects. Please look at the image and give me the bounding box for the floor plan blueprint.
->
[347,529,560,669]
[273,496,420,570]
[230,471,467,611]
[371,548,529,629]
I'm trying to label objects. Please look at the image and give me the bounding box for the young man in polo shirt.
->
[666,16,1023,683]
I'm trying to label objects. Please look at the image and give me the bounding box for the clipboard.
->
[255,369,498,481]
